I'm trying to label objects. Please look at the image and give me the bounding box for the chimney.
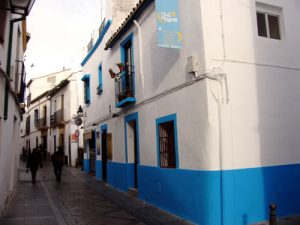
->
[105,0,140,34]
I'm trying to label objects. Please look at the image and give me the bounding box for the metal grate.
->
[159,121,176,168]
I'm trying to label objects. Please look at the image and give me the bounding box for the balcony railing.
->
[115,66,136,108]
[50,109,64,127]
[37,117,47,130]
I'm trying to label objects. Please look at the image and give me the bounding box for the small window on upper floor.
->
[81,74,91,105]
[256,2,282,40]
[97,64,103,95]
[34,109,39,127]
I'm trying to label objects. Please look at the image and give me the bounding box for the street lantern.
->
[75,106,83,126]
[77,105,83,117]
[0,0,35,16]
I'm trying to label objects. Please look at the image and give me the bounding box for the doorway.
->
[101,127,107,182]
[89,131,96,174]
[53,135,56,152]
[125,112,139,190]
[68,135,71,166]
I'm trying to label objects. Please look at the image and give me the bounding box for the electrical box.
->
[187,56,199,73]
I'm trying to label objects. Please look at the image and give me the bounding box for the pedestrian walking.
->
[51,147,64,182]
[37,145,43,168]
[26,148,40,184]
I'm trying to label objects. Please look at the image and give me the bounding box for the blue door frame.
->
[124,112,140,189]
[99,124,108,181]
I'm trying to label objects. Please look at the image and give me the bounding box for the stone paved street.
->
[0,163,192,225]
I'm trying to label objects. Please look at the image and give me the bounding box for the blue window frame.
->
[115,33,136,108]
[156,114,179,168]
[97,64,103,95]
[81,74,91,105]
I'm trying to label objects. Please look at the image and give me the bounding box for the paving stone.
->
[1,162,194,225]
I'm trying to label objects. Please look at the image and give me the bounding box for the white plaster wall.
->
[200,0,300,169]
[47,71,83,165]
[28,69,71,100]
[0,92,21,213]
[82,0,300,173]
[0,13,27,214]
[82,0,215,170]
[82,33,116,127]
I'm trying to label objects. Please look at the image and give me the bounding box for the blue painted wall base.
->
[96,160,102,180]
[87,160,300,225]
[107,162,135,192]
[83,159,90,174]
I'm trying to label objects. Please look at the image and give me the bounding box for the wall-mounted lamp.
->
[77,105,83,117]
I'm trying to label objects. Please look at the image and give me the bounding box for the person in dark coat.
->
[37,145,43,168]
[26,148,39,184]
[51,147,64,182]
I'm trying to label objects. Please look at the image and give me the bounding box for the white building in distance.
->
[21,69,84,167]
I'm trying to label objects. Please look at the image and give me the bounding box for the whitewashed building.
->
[81,0,300,224]
[0,0,35,214]
[22,69,84,167]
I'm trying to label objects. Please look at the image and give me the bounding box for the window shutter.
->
[0,10,7,44]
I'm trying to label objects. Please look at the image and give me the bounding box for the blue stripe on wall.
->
[222,163,300,225]
[138,164,300,225]
[138,165,221,225]
[107,161,136,192]
[83,159,90,174]
[96,160,102,180]
[88,160,300,225]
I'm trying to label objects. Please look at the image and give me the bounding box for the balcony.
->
[50,109,64,128]
[37,117,48,130]
[115,67,136,108]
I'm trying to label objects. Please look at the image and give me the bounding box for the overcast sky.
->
[25,0,105,79]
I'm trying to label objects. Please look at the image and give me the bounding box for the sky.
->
[25,0,105,79]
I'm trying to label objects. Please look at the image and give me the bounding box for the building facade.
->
[21,69,84,167]
[0,0,35,214]
[81,0,300,224]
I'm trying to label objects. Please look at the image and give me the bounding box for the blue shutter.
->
[87,79,91,104]
[97,64,103,95]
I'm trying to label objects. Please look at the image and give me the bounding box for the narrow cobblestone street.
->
[0,163,192,225]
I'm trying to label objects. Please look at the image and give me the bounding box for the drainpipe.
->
[219,0,226,223]
[133,20,145,95]
[3,17,25,120]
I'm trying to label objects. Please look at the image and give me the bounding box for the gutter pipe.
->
[133,20,145,95]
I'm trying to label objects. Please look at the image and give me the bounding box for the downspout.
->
[133,20,145,95]
[218,0,228,223]
[4,17,25,120]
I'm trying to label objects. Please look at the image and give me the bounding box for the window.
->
[43,106,47,126]
[256,2,281,40]
[27,93,31,107]
[97,64,103,95]
[81,74,91,105]
[115,33,135,108]
[121,35,133,93]
[156,114,178,168]
[34,109,39,126]
[26,116,30,134]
